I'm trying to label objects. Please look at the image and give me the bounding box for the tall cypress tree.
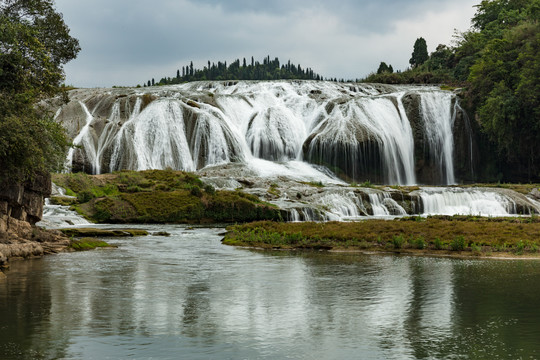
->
[409,37,429,68]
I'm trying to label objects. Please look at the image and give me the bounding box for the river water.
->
[1,225,540,359]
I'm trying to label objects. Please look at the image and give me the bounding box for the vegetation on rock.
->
[69,238,114,251]
[60,228,148,238]
[52,170,282,224]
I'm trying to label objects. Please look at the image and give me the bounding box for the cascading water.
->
[419,91,455,185]
[416,187,520,216]
[57,81,466,185]
[64,101,97,173]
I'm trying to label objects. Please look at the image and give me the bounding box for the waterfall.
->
[417,187,518,216]
[58,81,472,186]
[420,92,455,185]
[65,101,97,173]
[38,199,91,228]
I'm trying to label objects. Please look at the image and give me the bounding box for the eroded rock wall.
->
[0,173,69,269]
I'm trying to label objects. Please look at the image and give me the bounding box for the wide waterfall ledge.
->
[53,80,475,186]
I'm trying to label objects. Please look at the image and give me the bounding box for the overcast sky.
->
[55,0,478,88]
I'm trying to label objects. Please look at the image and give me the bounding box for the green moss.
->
[121,190,204,222]
[53,170,282,224]
[61,228,148,237]
[69,238,114,251]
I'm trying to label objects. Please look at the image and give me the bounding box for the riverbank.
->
[223,216,540,258]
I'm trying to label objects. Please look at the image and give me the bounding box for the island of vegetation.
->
[51,170,282,224]
[223,216,540,258]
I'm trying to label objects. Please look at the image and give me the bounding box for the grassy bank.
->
[52,170,281,224]
[223,216,540,257]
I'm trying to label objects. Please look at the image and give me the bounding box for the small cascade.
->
[288,209,301,222]
[318,192,364,219]
[417,188,518,216]
[368,193,390,216]
[38,199,91,228]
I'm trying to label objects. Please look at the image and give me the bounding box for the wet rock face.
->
[0,173,69,268]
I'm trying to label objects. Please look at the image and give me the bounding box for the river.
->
[1,225,540,359]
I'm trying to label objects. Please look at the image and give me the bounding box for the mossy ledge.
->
[52,170,282,224]
[69,237,116,251]
[60,228,148,237]
[223,216,540,258]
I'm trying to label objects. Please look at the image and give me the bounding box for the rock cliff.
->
[0,172,69,269]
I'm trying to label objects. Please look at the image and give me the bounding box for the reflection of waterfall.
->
[58,81,470,185]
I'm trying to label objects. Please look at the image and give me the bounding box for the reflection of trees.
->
[0,259,67,359]
[181,282,217,339]
[449,261,540,358]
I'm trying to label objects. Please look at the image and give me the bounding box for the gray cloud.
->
[56,0,477,87]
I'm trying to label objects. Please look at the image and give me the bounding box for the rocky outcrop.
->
[0,173,70,269]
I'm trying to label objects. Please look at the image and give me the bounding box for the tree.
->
[377,62,393,74]
[467,0,540,180]
[409,37,429,68]
[0,0,80,181]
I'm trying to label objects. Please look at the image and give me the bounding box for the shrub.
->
[392,234,405,249]
[515,240,525,255]
[190,185,203,197]
[204,184,216,195]
[77,190,94,203]
[434,237,443,250]
[450,235,466,251]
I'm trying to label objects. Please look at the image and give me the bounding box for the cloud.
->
[56,0,477,87]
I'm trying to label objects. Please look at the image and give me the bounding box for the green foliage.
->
[434,237,443,250]
[0,0,80,182]
[377,62,393,74]
[223,217,540,255]
[467,8,540,179]
[415,236,426,249]
[392,234,405,249]
[69,238,112,251]
[450,235,466,251]
[147,55,323,86]
[53,170,280,223]
[409,37,429,68]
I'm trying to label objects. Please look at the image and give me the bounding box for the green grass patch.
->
[223,217,540,256]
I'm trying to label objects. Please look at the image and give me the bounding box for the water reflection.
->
[1,226,540,359]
